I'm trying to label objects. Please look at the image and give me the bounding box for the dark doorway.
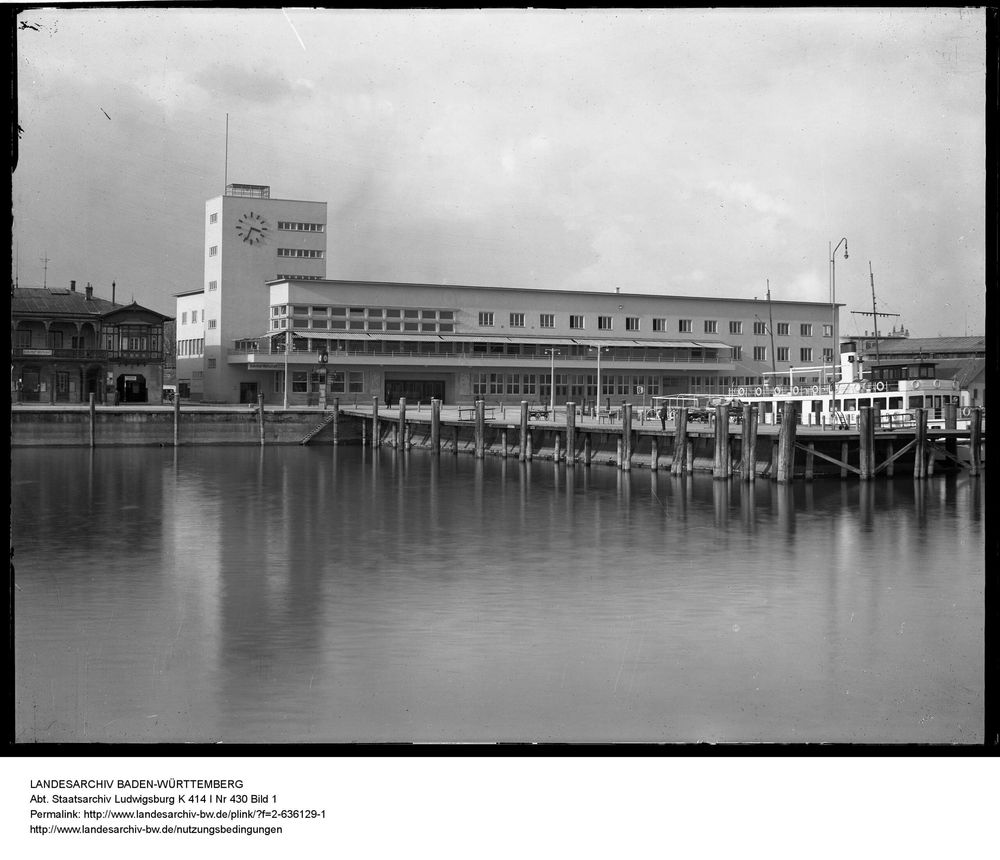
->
[240,381,259,404]
[384,379,445,405]
[117,374,148,403]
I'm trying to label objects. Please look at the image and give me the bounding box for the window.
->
[679,319,692,333]
[473,373,488,396]
[776,322,789,336]
[753,346,767,361]
[800,324,813,337]
[652,318,666,332]
[822,348,834,363]
[209,246,218,257]
[704,320,718,334]
[598,316,612,331]
[208,280,217,291]
[209,212,218,224]
[777,346,790,362]
[729,321,743,334]
[191,311,198,323]
[181,312,188,325]
[478,312,494,327]
[539,313,554,328]
[823,324,833,337]
[753,321,767,335]
[348,372,364,393]
[800,348,813,362]
[207,358,216,369]
[570,315,585,329]
[731,346,742,361]
[522,374,537,395]
[207,319,217,330]
[626,317,640,331]
[509,312,525,328]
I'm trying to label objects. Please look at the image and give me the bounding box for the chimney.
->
[85,282,93,301]
[112,281,116,304]
[70,280,76,292]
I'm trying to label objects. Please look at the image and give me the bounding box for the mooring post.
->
[622,403,633,471]
[526,427,533,461]
[914,407,927,479]
[969,407,982,476]
[257,393,265,447]
[398,397,407,450]
[554,431,562,463]
[332,397,340,446]
[174,391,182,448]
[859,406,875,480]
[672,408,688,475]
[713,403,731,479]
[475,399,485,458]
[943,402,958,461]
[616,436,623,469]
[501,428,508,458]
[565,402,576,466]
[430,398,440,454]
[650,435,658,472]
[371,396,379,448]
[776,401,797,483]
[741,404,757,482]
[519,401,529,462]
[90,392,96,449]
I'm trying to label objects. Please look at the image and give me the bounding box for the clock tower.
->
[178,183,327,402]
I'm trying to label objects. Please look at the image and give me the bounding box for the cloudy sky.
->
[13,8,986,337]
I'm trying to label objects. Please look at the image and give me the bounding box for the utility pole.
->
[766,279,777,378]
[40,252,51,289]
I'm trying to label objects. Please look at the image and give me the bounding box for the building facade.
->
[12,282,172,403]
[224,277,841,408]
[175,183,327,402]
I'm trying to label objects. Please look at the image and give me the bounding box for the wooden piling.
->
[398,397,407,450]
[554,431,562,463]
[257,393,264,447]
[584,432,592,466]
[89,392,96,449]
[713,403,731,479]
[526,428,533,461]
[914,407,927,479]
[332,397,340,445]
[566,402,576,466]
[671,407,688,475]
[475,399,485,458]
[622,403,633,471]
[452,424,459,455]
[741,404,757,481]
[430,398,440,454]
[805,443,815,481]
[371,396,379,448]
[841,441,849,479]
[501,428,508,458]
[776,401,797,483]
[175,391,182,447]
[650,435,658,472]
[519,401,529,462]
[969,407,982,476]
[859,407,875,480]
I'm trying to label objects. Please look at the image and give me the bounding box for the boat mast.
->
[766,279,777,379]
[851,262,899,376]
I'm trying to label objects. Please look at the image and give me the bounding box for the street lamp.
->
[830,237,848,386]
[589,343,610,416]
[545,348,560,416]
[282,328,291,410]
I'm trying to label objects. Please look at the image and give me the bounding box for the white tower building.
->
[176,183,327,402]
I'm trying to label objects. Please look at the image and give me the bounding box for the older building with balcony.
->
[11,282,173,403]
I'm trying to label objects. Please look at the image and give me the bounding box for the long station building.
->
[176,184,842,406]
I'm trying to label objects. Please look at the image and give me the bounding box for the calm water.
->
[13,445,985,744]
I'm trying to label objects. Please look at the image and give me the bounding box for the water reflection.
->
[13,447,984,744]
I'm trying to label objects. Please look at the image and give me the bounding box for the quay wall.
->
[10,406,362,448]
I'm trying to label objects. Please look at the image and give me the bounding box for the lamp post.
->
[590,343,609,416]
[829,238,848,387]
[545,348,560,416]
[282,329,291,410]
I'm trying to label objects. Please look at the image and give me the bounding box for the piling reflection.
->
[12,447,985,744]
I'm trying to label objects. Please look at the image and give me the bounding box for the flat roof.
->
[267,276,841,308]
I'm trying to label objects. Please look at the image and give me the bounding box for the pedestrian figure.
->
[659,403,667,430]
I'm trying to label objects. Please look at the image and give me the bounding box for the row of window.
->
[177,338,204,357]
[180,311,217,330]
[476,311,830,337]
[272,305,455,319]
[276,221,324,232]
[276,248,325,259]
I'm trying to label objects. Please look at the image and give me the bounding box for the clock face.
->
[235,211,270,245]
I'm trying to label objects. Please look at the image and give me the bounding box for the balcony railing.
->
[12,346,163,363]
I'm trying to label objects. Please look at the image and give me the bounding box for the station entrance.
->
[384,378,445,405]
